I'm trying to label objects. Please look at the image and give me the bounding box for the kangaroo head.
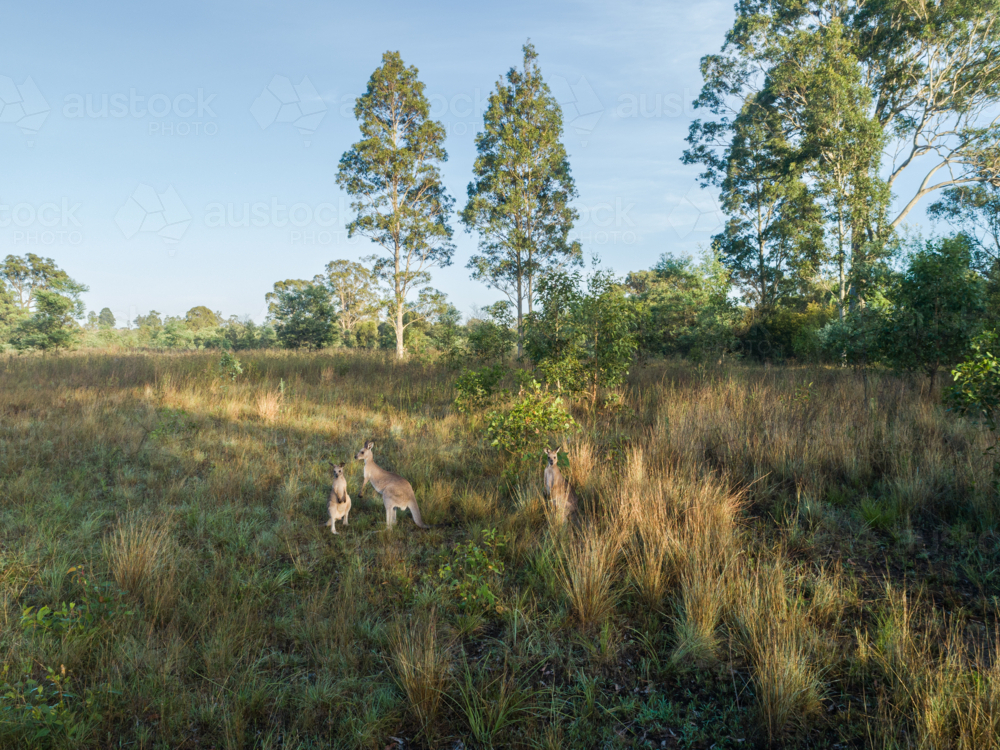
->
[545,447,560,466]
[355,440,375,461]
[331,463,344,478]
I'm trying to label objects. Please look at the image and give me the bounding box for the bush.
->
[468,302,517,363]
[10,290,80,351]
[818,305,888,367]
[21,566,131,639]
[205,318,277,351]
[736,304,837,363]
[269,284,338,350]
[437,529,508,612]
[881,235,986,384]
[454,364,506,413]
[353,319,380,349]
[527,269,639,401]
[947,330,1000,487]
[628,251,736,359]
[485,382,577,463]
[0,663,114,743]
[218,351,243,381]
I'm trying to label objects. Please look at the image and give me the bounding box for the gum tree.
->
[929,183,1000,273]
[686,0,1000,310]
[338,51,454,359]
[689,101,824,313]
[314,260,381,347]
[462,42,581,356]
[267,283,337,350]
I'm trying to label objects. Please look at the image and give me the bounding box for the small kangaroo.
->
[355,440,430,530]
[324,463,352,534]
[544,447,578,522]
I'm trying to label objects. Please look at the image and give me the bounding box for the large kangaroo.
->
[324,463,351,534]
[544,447,578,522]
[355,440,430,530]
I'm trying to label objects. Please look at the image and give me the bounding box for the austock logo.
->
[0,75,50,144]
[115,184,192,244]
[550,74,603,146]
[666,185,725,239]
[0,198,83,245]
[251,75,326,146]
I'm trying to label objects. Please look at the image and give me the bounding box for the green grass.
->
[0,349,999,748]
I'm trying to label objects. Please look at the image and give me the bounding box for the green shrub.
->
[454,364,506,413]
[947,330,1000,488]
[738,304,837,362]
[468,302,517,363]
[0,663,114,743]
[438,529,508,612]
[882,235,986,384]
[21,566,132,638]
[485,383,578,462]
[218,351,243,381]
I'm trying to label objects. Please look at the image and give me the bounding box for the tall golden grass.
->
[388,610,452,732]
[0,349,996,747]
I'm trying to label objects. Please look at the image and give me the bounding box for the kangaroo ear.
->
[365,440,375,450]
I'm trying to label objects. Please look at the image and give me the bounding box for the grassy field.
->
[1,350,999,749]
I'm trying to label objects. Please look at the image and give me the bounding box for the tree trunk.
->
[848,227,869,314]
[837,213,846,324]
[516,274,523,358]
[395,302,405,359]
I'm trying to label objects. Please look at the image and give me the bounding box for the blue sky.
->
[2,0,765,324]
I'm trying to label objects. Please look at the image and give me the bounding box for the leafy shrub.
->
[468,302,517,363]
[438,529,508,612]
[218,351,243,381]
[0,663,113,742]
[268,283,338,350]
[212,317,277,350]
[627,251,737,360]
[485,382,577,462]
[21,566,132,638]
[737,304,837,362]
[527,269,639,401]
[576,270,640,400]
[454,364,506,413]
[10,290,80,352]
[535,355,585,395]
[882,235,986,384]
[947,330,1000,486]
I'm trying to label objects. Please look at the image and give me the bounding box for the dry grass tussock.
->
[0,350,997,747]
[860,586,1000,750]
[103,513,180,619]
[254,387,282,423]
[730,557,825,739]
[389,609,452,732]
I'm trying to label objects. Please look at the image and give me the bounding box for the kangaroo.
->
[543,447,578,522]
[324,463,352,534]
[355,440,430,530]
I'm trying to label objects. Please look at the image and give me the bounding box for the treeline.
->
[1,225,997,389]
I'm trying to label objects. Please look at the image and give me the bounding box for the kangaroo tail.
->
[409,501,431,530]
